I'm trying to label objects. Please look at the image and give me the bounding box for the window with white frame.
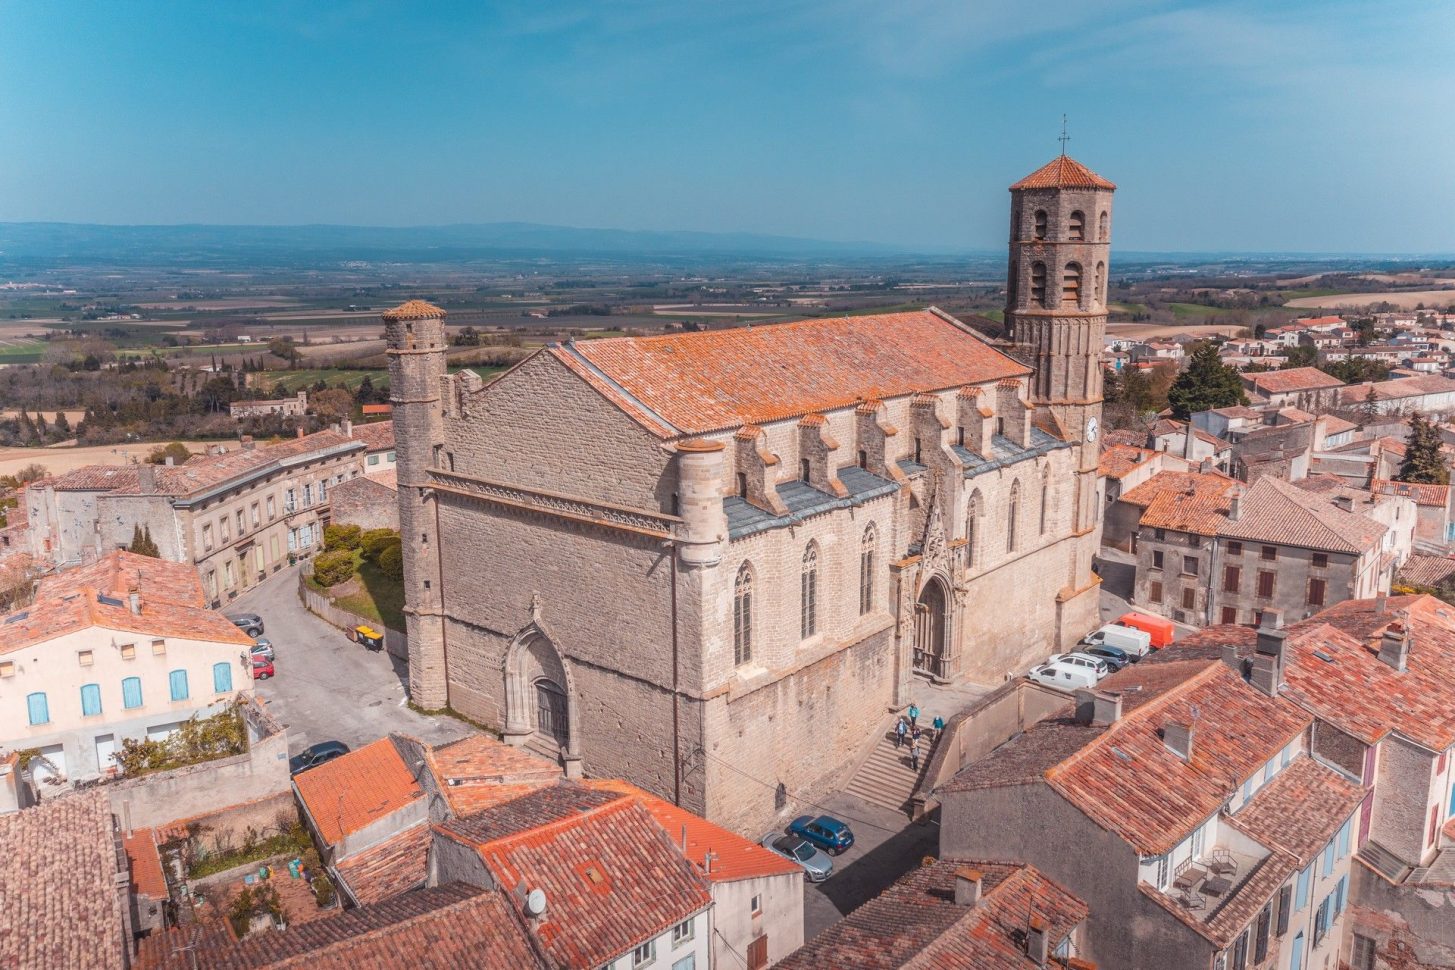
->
[632,940,656,968]
[671,919,694,946]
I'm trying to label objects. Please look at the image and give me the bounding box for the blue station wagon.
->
[788,814,855,855]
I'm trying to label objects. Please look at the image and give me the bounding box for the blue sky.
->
[1,0,1451,253]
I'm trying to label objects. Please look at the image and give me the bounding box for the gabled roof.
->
[349,419,394,452]
[1218,475,1387,554]
[1120,469,1236,536]
[776,860,1086,970]
[1398,554,1455,588]
[332,822,430,906]
[381,299,445,321]
[0,791,126,970]
[546,309,1029,438]
[1098,444,1158,480]
[423,732,561,816]
[1225,756,1364,867]
[1009,155,1116,191]
[293,737,423,846]
[1341,374,1455,403]
[1373,477,1451,509]
[1241,367,1343,394]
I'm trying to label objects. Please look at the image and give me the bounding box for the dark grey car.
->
[228,612,264,637]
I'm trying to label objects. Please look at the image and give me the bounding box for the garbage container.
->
[288,858,302,880]
[354,625,384,650]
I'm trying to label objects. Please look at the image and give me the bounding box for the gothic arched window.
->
[1099,210,1109,241]
[1063,263,1083,308]
[1069,210,1085,241]
[966,490,983,569]
[800,543,819,639]
[1095,261,1106,306]
[859,525,876,615]
[1007,481,1021,553]
[1031,262,1048,308]
[733,563,753,666]
[1033,210,1047,240]
[1040,468,1051,535]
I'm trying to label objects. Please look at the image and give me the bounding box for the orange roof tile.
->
[1098,444,1157,480]
[547,309,1029,438]
[381,299,445,322]
[332,823,430,905]
[424,733,560,816]
[1374,477,1451,509]
[1242,367,1343,394]
[1120,469,1237,536]
[1219,476,1386,554]
[293,738,423,846]
[1009,155,1116,191]
[123,827,168,899]
[349,420,394,452]
[585,779,800,882]
[1224,756,1364,866]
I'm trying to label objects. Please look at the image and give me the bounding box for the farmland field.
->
[1285,290,1455,310]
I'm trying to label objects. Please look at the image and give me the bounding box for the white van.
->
[1081,623,1152,658]
[1027,657,1103,692]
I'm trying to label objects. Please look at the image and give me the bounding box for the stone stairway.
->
[843,728,933,814]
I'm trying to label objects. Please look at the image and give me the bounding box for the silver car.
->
[760,833,833,882]
[250,638,275,661]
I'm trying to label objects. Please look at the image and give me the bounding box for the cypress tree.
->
[1397,412,1449,485]
[1166,343,1248,420]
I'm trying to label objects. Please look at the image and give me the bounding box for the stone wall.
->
[1371,735,1439,866]
[329,476,398,532]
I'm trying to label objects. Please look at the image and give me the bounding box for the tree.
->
[1324,357,1390,385]
[1358,387,1381,428]
[128,524,161,558]
[453,326,481,347]
[311,387,354,422]
[1397,412,1449,485]
[1166,342,1248,420]
[147,441,192,465]
[53,411,71,436]
[14,463,48,484]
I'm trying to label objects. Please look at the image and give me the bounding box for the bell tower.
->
[1006,152,1114,642]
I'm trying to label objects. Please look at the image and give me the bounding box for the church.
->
[386,155,1114,832]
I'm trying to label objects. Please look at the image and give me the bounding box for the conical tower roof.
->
[382,299,446,321]
[1010,156,1116,191]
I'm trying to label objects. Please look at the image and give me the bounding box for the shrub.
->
[375,542,404,581]
[311,873,336,908]
[312,549,358,587]
[323,523,362,552]
[360,528,397,562]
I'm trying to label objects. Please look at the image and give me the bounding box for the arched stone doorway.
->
[503,627,582,775]
[913,577,950,680]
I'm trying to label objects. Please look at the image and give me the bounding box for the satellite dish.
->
[525,889,547,917]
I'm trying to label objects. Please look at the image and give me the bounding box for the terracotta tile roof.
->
[776,859,1086,970]
[1102,428,1148,449]
[1009,155,1116,191]
[468,796,712,969]
[1043,661,1310,855]
[423,732,561,815]
[1098,443,1157,480]
[1398,554,1455,588]
[332,822,430,906]
[1374,477,1451,508]
[441,784,624,845]
[1225,756,1365,866]
[0,790,126,970]
[381,299,445,322]
[360,403,392,415]
[1218,475,1387,553]
[135,883,546,970]
[1320,414,1357,435]
[1342,374,1455,404]
[1120,469,1237,536]
[548,309,1029,437]
[123,826,168,899]
[1,550,254,654]
[1294,472,1354,495]
[349,420,394,452]
[585,779,801,882]
[1242,367,1343,394]
[293,738,423,846]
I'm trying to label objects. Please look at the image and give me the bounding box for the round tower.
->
[674,439,728,567]
[383,299,449,709]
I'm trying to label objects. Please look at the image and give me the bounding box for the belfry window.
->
[733,564,753,666]
[1007,481,1021,553]
[1063,263,1083,308]
[1031,262,1047,307]
[1099,210,1109,240]
[859,525,876,615]
[800,543,819,639]
[1069,210,1085,240]
[1095,262,1106,305]
[1033,210,1047,240]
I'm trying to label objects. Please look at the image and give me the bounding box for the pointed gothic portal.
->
[913,577,950,680]
[534,678,570,746]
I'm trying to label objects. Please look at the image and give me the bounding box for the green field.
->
[260,369,383,392]
[0,341,46,363]
[1168,302,1222,318]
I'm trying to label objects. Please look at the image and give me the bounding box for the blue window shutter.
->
[80,683,102,717]
[213,662,233,694]
[1337,819,1351,858]
[1295,865,1310,909]
[1323,839,1335,876]
[122,676,143,709]
[169,669,189,702]
[26,692,49,725]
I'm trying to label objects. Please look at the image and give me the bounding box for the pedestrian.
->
[909,735,921,771]
[912,726,922,744]
[908,702,920,729]
[894,717,907,749]
[932,714,945,738]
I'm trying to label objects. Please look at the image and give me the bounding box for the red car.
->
[251,658,275,681]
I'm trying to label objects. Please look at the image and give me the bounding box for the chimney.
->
[1219,641,1245,677]
[1333,495,1354,512]
[164,456,174,466]
[128,590,140,615]
[1200,457,1214,474]
[343,419,353,438]
[1228,488,1242,521]
[1183,426,1195,460]
[137,464,156,494]
[1163,721,1194,760]
[1075,687,1122,726]
[1375,593,1388,614]
[297,427,305,439]
[1026,915,1049,966]
[1251,610,1286,696]
[1378,620,1411,672]
[954,867,983,907]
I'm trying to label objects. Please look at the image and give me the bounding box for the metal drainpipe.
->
[1206,535,1218,627]
[666,538,682,806]
[432,490,451,710]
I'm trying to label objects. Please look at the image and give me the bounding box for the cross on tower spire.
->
[1058,114,1070,156]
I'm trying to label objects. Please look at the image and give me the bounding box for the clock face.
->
[1085,417,1099,442]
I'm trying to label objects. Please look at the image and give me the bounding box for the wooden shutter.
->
[748,935,769,970]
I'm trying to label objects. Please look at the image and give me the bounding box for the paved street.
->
[230,566,475,757]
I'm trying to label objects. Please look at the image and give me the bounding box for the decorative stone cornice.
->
[429,470,678,538]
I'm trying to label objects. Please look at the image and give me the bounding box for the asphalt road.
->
[229,566,475,757]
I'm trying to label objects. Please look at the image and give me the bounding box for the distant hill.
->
[0,221,922,267]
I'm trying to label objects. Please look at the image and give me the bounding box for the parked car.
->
[788,815,855,855]
[1080,623,1151,658]
[760,832,833,882]
[251,657,275,681]
[229,612,265,637]
[290,740,351,776]
[250,638,275,661]
[1027,658,1101,692]
[1078,644,1131,671]
[1117,612,1174,649]
[1047,652,1110,681]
